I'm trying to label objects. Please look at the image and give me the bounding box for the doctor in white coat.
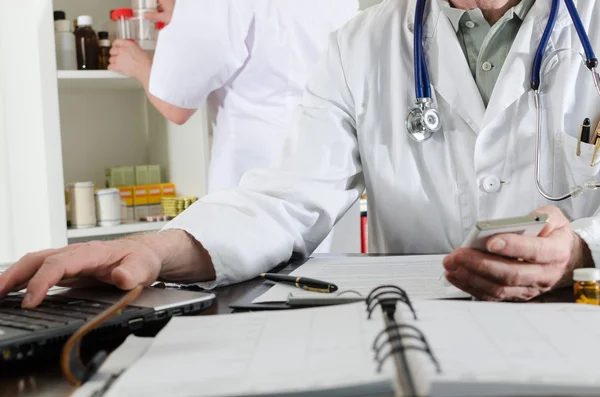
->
[2,0,600,307]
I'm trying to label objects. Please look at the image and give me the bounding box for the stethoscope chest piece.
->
[405,98,442,142]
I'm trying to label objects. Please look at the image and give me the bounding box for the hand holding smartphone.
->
[461,214,549,251]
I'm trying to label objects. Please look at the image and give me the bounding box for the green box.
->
[135,165,150,186]
[147,165,162,184]
[121,166,136,186]
[105,167,124,188]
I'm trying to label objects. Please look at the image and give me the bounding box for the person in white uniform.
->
[108,0,358,253]
[2,0,600,307]
[108,0,358,194]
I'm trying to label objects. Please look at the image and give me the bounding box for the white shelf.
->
[57,70,142,91]
[67,221,168,239]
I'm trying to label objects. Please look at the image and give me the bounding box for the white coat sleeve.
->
[572,219,600,268]
[148,0,252,109]
[163,33,365,288]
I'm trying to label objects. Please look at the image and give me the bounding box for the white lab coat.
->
[149,0,359,193]
[165,0,600,288]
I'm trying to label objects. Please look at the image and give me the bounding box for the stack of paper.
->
[253,255,468,304]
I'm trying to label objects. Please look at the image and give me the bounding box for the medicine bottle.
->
[573,268,600,305]
[54,19,77,70]
[98,31,111,70]
[75,15,99,70]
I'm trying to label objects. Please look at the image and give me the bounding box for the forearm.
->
[136,230,216,284]
[138,66,196,125]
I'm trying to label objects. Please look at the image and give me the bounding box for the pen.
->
[260,273,338,293]
[578,118,591,155]
[592,129,600,166]
[590,119,600,144]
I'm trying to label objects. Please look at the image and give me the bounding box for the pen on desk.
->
[260,273,338,293]
[578,118,591,155]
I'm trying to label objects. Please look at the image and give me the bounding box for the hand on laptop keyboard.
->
[0,230,215,309]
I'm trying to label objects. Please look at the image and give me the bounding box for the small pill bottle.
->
[573,268,600,305]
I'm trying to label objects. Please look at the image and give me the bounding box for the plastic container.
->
[573,268,600,305]
[95,188,121,227]
[131,0,158,51]
[132,0,157,9]
[131,12,157,51]
[66,182,97,229]
[98,31,111,70]
[75,15,99,70]
[110,8,134,40]
[54,19,77,70]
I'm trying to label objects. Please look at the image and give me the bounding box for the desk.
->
[0,277,264,397]
[0,273,574,397]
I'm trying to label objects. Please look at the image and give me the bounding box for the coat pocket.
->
[560,132,600,178]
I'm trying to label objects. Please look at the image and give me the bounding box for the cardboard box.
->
[147,184,162,205]
[135,165,149,186]
[134,205,148,220]
[148,165,162,184]
[133,185,149,206]
[147,205,162,217]
[105,167,124,188]
[121,166,136,186]
[160,183,176,198]
[118,186,134,207]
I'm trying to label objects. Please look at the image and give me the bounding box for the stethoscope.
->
[406,0,600,201]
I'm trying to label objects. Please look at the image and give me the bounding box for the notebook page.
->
[104,303,396,397]
[394,301,600,397]
[253,255,468,303]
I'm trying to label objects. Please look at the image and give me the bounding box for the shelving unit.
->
[57,70,141,91]
[67,221,168,239]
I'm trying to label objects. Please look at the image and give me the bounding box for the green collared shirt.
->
[439,0,534,106]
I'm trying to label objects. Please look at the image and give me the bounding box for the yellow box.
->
[133,185,149,206]
[147,184,162,205]
[161,183,176,198]
[118,186,134,207]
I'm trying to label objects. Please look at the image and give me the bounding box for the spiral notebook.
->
[97,286,600,397]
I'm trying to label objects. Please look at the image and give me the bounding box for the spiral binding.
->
[365,286,441,377]
[365,285,417,320]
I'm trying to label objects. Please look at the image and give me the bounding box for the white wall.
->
[0,0,67,263]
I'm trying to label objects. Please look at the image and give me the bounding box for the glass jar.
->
[573,268,600,305]
[110,8,134,40]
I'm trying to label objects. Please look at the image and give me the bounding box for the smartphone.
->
[461,214,549,251]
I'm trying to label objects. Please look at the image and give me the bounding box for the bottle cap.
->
[77,15,93,27]
[54,10,66,21]
[573,268,600,282]
[98,31,109,40]
[55,19,71,33]
[111,8,134,21]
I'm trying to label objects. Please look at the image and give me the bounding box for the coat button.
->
[481,176,501,193]
[482,61,493,72]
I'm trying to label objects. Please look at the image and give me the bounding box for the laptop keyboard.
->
[0,295,137,332]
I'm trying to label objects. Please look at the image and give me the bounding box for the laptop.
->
[0,284,215,363]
